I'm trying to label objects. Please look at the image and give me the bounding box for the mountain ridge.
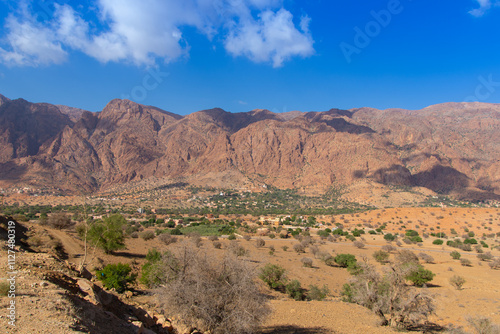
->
[0,94,498,201]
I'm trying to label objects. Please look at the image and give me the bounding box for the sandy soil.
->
[2,207,499,334]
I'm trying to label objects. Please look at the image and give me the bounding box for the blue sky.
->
[0,0,499,115]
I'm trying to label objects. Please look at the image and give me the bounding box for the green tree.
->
[140,249,179,288]
[97,263,136,293]
[405,265,435,287]
[88,214,126,254]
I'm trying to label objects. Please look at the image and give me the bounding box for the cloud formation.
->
[0,0,314,67]
[469,0,499,16]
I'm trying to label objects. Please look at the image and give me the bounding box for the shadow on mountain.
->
[259,325,332,334]
[412,165,469,194]
[455,189,500,201]
[368,165,413,186]
[0,161,28,180]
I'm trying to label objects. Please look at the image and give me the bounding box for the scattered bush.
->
[140,231,155,241]
[213,241,222,249]
[373,250,390,264]
[208,235,219,241]
[466,316,500,334]
[342,262,434,329]
[477,252,493,261]
[334,254,357,268]
[293,243,305,254]
[307,284,330,301]
[405,266,435,287]
[381,244,396,253]
[158,233,177,245]
[384,233,396,241]
[97,263,136,293]
[449,275,466,290]
[228,233,236,240]
[460,258,472,267]
[301,257,313,268]
[159,246,270,334]
[489,258,500,270]
[88,215,126,254]
[396,250,419,265]
[282,245,288,252]
[419,253,434,264]
[353,240,365,249]
[432,239,444,245]
[260,264,287,290]
[450,251,461,260]
[228,242,248,257]
[285,280,306,300]
[255,238,265,248]
[48,213,72,230]
[140,249,179,288]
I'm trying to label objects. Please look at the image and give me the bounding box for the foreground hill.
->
[0,94,498,201]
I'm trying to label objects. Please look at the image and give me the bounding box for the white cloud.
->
[225,9,314,67]
[469,0,500,16]
[0,0,314,67]
[0,9,67,66]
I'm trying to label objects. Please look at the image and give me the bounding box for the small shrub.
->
[334,254,357,268]
[48,213,72,230]
[158,233,177,245]
[353,240,365,249]
[208,235,218,241]
[373,250,390,264]
[131,232,139,238]
[384,233,395,241]
[307,284,329,301]
[228,234,237,240]
[282,245,288,251]
[293,243,305,254]
[432,239,444,245]
[255,238,265,248]
[309,245,320,257]
[449,275,466,290]
[477,252,493,261]
[159,246,270,334]
[405,266,435,287]
[140,249,179,288]
[466,316,500,334]
[301,257,313,268]
[268,245,275,255]
[228,243,248,257]
[243,235,251,241]
[381,244,396,253]
[285,280,306,301]
[140,231,156,241]
[489,258,500,269]
[260,264,287,290]
[419,253,434,264]
[460,258,472,267]
[450,251,461,260]
[97,263,136,293]
[396,250,419,264]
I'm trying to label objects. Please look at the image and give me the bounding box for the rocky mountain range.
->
[0,93,499,200]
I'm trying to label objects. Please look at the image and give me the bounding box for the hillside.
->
[0,94,499,202]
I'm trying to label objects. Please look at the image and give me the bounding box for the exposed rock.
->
[0,95,499,200]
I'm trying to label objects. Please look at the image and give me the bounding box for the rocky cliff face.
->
[0,93,498,200]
